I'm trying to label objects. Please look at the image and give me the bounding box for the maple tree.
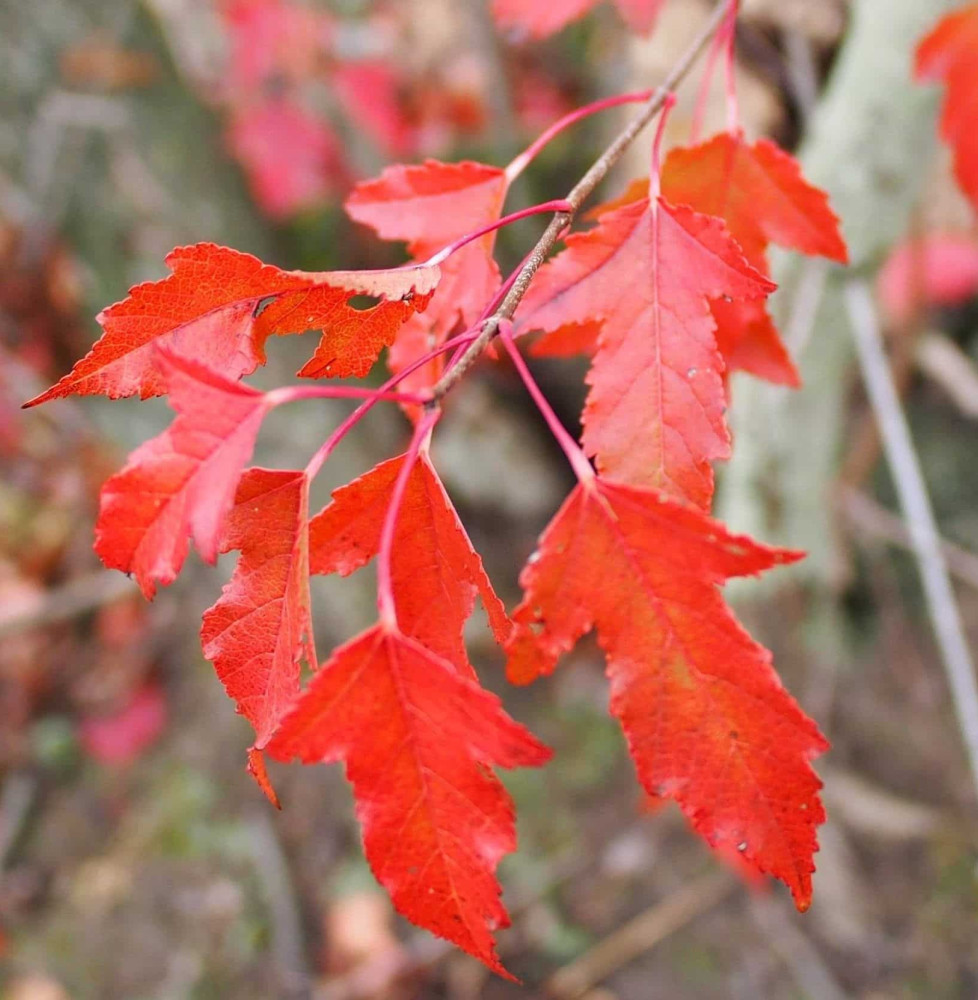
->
[23,0,868,978]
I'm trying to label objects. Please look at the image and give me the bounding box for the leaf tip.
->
[247,747,282,810]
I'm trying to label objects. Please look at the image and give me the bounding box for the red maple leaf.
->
[517,195,774,508]
[346,160,507,397]
[507,475,827,909]
[916,3,978,215]
[661,132,848,386]
[79,681,168,766]
[269,624,549,974]
[878,233,978,323]
[219,0,328,94]
[201,468,313,750]
[493,0,664,39]
[24,243,438,406]
[332,62,415,159]
[93,352,270,599]
[308,449,511,668]
[227,99,347,219]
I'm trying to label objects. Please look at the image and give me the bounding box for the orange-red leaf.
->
[517,197,774,508]
[916,3,978,214]
[492,0,663,39]
[25,243,438,405]
[507,477,827,908]
[268,624,550,975]
[661,133,848,386]
[94,353,269,599]
[309,449,511,671]
[201,468,312,748]
[346,161,507,398]
[662,134,848,265]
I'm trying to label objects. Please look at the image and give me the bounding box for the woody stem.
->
[427,0,737,404]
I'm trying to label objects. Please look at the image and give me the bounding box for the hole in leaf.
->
[346,294,382,311]
[253,295,277,318]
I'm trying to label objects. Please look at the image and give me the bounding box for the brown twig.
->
[542,869,735,999]
[0,570,137,640]
[428,0,736,403]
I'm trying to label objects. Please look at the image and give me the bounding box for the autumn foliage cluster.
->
[23,0,978,978]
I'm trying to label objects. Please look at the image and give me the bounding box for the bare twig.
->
[0,773,36,871]
[0,570,137,641]
[844,279,978,805]
[748,897,848,1000]
[245,810,311,997]
[543,869,735,999]
[429,0,736,402]
[916,331,978,421]
[839,487,978,593]
[314,837,603,1000]
[783,258,830,358]
[821,766,943,841]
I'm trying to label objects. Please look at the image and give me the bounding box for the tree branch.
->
[428,0,736,402]
[845,279,978,806]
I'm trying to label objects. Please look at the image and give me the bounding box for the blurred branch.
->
[465,0,519,160]
[821,766,944,841]
[245,809,311,998]
[720,0,960,588]
[748,897,848,1000]
[0,773,36,871]
[0,570,137,641]
[916,331,978,421]
[839,487,978,592]
[543,869,735,999]
[845,278,978,806]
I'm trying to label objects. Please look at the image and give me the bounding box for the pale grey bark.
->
[718,0,959,589]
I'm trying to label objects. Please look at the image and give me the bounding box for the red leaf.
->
[309,450,512,671]
[517,196,774,508]
[93,352,269,599]
[25,243,439,406]
[346,161,507,397]
[332,63,414,158]
[492,0,664,39]
[227,99,346,219]
[247,747,282,809]
[268,624,550,976]
[201,468,312,748]
[662,134,848,265]
[614,0,665,33]
[916,3,978,215]
[221,0,329,95]
[507,477,827,908]
[661,133,848,386]
[79,682,168,765]
[878,234,978,323]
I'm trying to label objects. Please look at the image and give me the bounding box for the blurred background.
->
[2,0,978,997]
